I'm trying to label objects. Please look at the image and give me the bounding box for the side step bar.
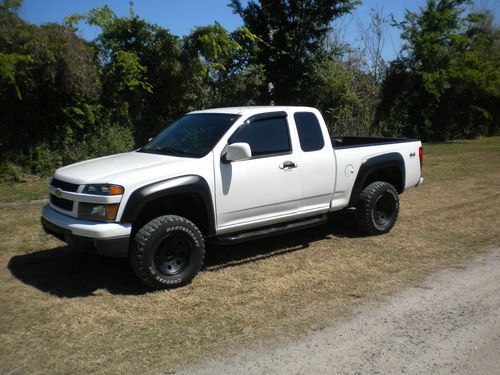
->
[211,215,328,245]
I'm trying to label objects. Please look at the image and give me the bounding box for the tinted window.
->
[139,113,239,158]
[230,117,291,157]
[294,112,324,152]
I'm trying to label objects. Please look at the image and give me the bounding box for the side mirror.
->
[225,142,252,162]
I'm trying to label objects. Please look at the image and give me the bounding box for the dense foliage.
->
[0,0,498,181]
[376,0,500,141]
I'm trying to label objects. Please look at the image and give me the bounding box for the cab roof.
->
[188,106,317,116]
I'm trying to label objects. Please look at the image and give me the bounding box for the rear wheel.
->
[130,215,205,289]
[355,181,400,235]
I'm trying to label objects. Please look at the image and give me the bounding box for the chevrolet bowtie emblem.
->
[54,188,63,198]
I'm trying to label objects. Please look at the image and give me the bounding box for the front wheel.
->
[355,181,400,235]
[130,215,205,289]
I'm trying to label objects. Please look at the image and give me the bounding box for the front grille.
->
[50,194,74,211]
[51,178,79,192]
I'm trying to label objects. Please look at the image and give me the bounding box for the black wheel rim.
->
[373,192,396,226]
[153,232,193,276]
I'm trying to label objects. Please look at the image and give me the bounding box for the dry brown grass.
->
[1,137,499,374]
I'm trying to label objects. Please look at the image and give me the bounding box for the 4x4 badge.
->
[410,152,416,158]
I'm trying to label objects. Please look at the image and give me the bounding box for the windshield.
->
[138,113,240,158]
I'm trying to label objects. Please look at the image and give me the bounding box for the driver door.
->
[214,113,301,233]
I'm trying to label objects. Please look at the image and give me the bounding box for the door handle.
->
[279,161,298,169]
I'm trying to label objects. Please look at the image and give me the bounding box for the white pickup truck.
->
[41,106,423,289]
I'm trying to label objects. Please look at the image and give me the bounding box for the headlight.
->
[78,203,120,222]
[82,184,124,195]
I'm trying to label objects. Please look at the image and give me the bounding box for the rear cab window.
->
[294,112,325,152]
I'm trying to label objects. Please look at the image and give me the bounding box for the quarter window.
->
[294,112,325,152]
[230,117,291,157]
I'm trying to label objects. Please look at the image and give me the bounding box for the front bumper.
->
[41,204,131,257]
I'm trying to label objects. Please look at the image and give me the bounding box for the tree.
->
[458,10,500,137]
[0,1,136,180]
[230,0,358,104]
[182,24,265,108]
[376,0,500,141]
[0,7,102,168]
[359,5,389,82]
[302,59,378,136]
[69,6,188,143]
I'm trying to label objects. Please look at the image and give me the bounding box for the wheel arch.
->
[348,152,406,207]
[120,175,215,237]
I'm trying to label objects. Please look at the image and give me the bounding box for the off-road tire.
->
[355,181,400,235]
[130,215,205,289]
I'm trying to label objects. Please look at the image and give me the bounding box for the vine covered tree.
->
[0,0,498,181]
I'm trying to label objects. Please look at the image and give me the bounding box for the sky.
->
[18,0,500,62]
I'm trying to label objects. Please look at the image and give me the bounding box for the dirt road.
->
[184,247,500,374]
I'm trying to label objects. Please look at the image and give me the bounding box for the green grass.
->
[0,137,499,374]
[0,178,49,204]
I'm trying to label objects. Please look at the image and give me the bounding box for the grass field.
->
[1,137,499,374]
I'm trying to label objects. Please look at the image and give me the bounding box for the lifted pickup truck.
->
[41,106,423,289]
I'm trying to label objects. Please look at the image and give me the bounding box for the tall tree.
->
[182,24,265,108]
[376,0,500,141]
[230,0,358,104]
[68,6,187,143]
[359,6,389,82]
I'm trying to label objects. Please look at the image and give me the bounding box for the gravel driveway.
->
[184,247,500,374]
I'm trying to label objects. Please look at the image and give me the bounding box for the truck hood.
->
[54,151,196,185]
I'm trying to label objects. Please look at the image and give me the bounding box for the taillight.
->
[419,146,423,175]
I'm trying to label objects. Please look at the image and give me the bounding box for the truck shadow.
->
[8,248,150,297]
[205,211,357,271]
[8,211,359,298]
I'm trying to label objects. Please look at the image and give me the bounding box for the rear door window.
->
[294,112,324,152]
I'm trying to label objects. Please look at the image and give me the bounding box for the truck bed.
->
[331,136,418,149]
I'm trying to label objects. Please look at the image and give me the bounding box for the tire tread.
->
[131,215,205,289]
[355,181,399,235]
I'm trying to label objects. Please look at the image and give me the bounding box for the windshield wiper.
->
[156,147,186,156]
[139,146,198,158]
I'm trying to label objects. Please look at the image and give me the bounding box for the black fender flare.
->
[348,152,406,207]
[120,175,216,236]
